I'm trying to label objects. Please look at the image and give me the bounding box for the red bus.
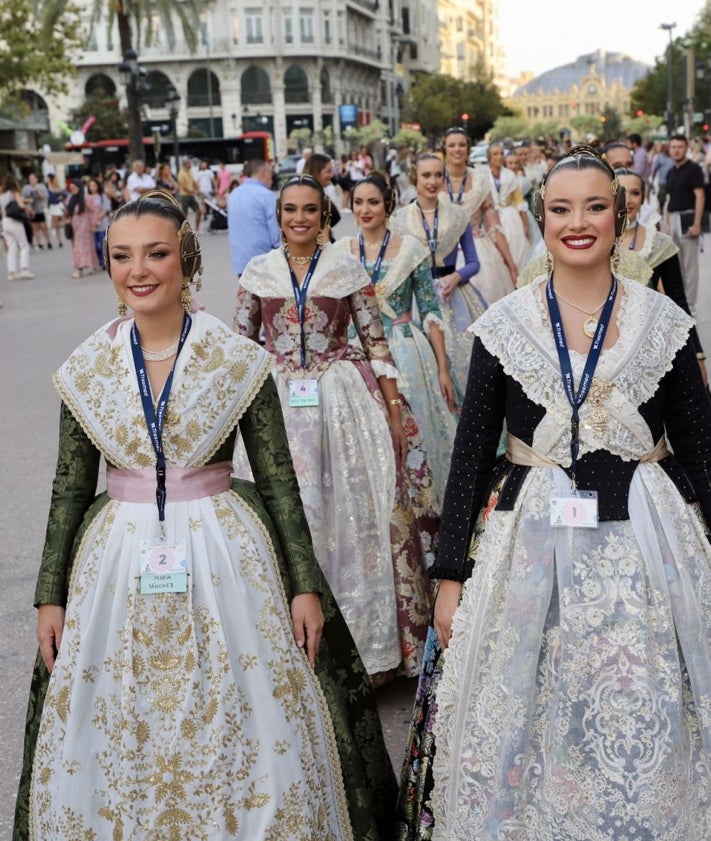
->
[64,131,273,177]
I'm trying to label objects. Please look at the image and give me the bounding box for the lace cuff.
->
[423,312,445,336]
[371,359,400,382]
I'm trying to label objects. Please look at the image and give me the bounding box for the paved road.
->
[3,215,710,834]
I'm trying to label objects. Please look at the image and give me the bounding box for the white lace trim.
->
[392,195,469,265]
[238,243,371,299]
[472,275,694,464]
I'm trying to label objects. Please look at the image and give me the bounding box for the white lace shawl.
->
[472,275,694,464]
[392,195,470,266]
[238,242,371,299]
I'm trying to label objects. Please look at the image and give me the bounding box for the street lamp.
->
[118,49,149,163]
[659,22,677,133]
[164,85,181,171]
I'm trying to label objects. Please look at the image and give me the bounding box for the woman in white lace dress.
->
[420,146,711,840]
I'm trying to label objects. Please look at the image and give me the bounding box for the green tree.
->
[80,0,205,159]
[69,93,129,141]
[0,0,82,96]
[488,116,529,141]
[630,2,711,126]
[599,106,623,142]
[403,72,510,141]
[630,44,687,124]
[570,114,604,140]
[390,127,427,151]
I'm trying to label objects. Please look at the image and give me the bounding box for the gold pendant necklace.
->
[362,240,383,248]
[554,290,609,339]
[284,248,316,267]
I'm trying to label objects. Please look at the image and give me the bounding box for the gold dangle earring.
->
[180,279,192,312]
[545,251,554,275]
[117,298,127,317]
[610,238,621,274]
[316,228,328,247]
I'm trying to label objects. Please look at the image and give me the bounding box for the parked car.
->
[278,153,303,176]
[469,142,489,167]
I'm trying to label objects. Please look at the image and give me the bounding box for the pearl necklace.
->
[554,290,609,339]
[285,248,317,267]
[141,341,179,361]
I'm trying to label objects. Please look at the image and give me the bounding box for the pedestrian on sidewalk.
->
[0,173,34,281]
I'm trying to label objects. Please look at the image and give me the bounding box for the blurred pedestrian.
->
[0,172,34,280]
[66,179,99,278]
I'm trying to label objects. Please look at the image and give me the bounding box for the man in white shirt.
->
[295,148,312,175]
[124,160,156,202]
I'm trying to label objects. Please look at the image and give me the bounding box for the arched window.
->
[284,65,309,104]
[241,66,271,105]
[320,67,332,104]
[19,90,48,112]
[142,70,173,108]
[85,74,117,99]
[187,68,221,108]
[18,90,49,129]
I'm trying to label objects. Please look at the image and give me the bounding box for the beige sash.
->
[506,435,669,468]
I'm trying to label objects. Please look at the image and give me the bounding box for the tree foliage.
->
[0,0,83,96]
[630,0,711,126]
[69,94,129,141]
[97,0,204,55]
[488,115,530,141]
[403,72,511,141]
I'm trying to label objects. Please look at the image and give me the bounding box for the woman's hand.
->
[434,579,463,650]
[37,604,65,672]
[291,593,324,667]
[438,368,456,412]
[699,357,708,387]
[390,415,409,463]
[438,273,461,300]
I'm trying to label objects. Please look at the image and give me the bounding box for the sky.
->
[498,0,706,80]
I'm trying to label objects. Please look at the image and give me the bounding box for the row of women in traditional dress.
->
[17,137,711,839]
[233,128,541,687]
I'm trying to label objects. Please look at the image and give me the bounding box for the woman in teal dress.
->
[336,171,457,507]
[13,190,396,841]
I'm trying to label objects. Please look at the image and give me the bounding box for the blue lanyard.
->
[130,312,192,528]
[358,230,391,284]
[444,169,467,205]
[417,203,438,268]
[288,247,322,368]
[546,276,617,487]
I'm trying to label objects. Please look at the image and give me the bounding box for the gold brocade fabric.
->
[30,312,353,841]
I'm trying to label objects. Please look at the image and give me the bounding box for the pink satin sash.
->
[107,462,233,503]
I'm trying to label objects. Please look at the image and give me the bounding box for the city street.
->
[1,214,710,834]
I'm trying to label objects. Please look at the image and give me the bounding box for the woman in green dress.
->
[14,190,396,841]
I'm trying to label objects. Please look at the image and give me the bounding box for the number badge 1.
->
[549,491,599,529]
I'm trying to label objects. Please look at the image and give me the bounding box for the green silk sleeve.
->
[238,375,325,597]
[34,402,101,607]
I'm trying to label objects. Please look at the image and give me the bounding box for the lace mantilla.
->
[239,243,371,300]
[392,195,469,266]
[456,168,492,217]
[640,224,679,269]
[473,276,693,464]
[54,311,273,469]
[334,234,429,319]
